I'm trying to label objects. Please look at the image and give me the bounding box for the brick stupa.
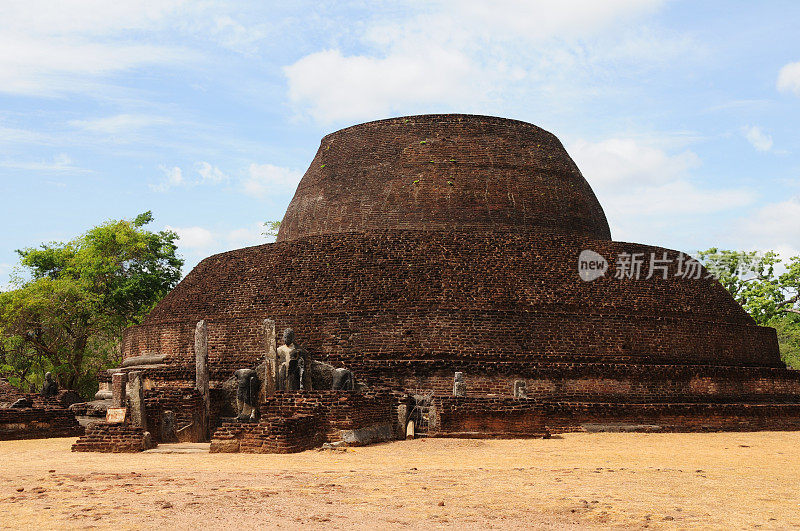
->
[116,114,800,438]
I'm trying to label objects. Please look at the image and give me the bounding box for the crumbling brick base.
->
[0,407,84,441]
[71,422,155,452]
[210,390,396,453]
[429,398,800,438]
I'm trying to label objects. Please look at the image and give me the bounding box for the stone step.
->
[144,443,211,454]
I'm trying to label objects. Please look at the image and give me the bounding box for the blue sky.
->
[1,0,799,286]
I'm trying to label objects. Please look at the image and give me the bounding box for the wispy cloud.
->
[149,165,185,192]
[0,153,88,173]
[197,161,228,184]
[243,163,302,197]
[0,1,211,96]
[742,125,773,152]
[165,225,216,250]
[69,114,172,134]
[149,161,229,192]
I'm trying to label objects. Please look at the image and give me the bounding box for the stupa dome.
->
[278,115,611,242]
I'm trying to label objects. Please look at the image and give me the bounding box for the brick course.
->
[430,398,800,437]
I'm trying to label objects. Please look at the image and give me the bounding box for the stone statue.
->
[41,372,58,398]
[331,367,354,390]
[234,369,260,421]
[513,379,527,399]
[453,372,465,397]
[277,328,308,391]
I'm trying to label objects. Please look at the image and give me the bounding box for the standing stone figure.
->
[513,379,528,399]
[234,369,260,421]
[41,372,59,398]
[277,328,308,391]
[453,372,466,397]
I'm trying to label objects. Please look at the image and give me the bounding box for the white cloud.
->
[165,222,270,274]
[737,196,800,252]
[742,126,773,152]
[450,0,664,41]
[0,153,87,172]
[226,223,267,248]
[602,180,753,216]
[285,48,478,123]
[0,0,186,36]
[0,35,190,97]
[150,161,229,191]
[0,0,196,96]
[165,225,215,250]
[569,137,753,244]
[568,138,700,187]
[69,114,171,134]
[777,61,800,96]
[150,165,185,192]
[197,161,228,184]
[243,163,302,197]
[284,0,677,124]
[0,123,57,145]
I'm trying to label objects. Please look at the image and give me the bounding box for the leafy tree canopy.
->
[699,248,800,368]
[0,212,182,394]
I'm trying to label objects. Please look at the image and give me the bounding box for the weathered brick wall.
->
[430,398,800,437]
[261,390,395,441]
[27,390,84,409]
[0,407,84,441]
[353,361,800,403]
[71,422,153,452]
[278,114,612,242]
[211,415,323,453]
[123,230,779,375]
[210,390,396,453]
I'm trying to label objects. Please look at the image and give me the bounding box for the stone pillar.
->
[262,318,277,398]
[111,372,127,408]
[396,403,409,440]
[194,320,209,440]
[428,403,439,433]
[453,371,466,397]
[162,411,177,443]
[127,371,146,430]
[513,379,527,399]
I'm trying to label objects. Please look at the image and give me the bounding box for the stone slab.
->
[106,407,127,424]
[339,422,394,446]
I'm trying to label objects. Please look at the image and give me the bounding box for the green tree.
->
[698,248,800,368]
[262,220,281,240]
[0,211,182,395]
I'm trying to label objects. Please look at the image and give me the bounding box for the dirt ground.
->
[0,432,799,530]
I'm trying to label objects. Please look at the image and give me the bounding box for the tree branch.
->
[776,294,799,309]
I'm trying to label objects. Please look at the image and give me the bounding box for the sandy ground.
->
[0,432,799,530]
